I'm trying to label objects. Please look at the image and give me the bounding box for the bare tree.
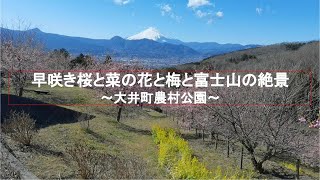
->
[78,106,93,131]
[1,21,44,96]
[204,74,316,173]
[46,48,71,70]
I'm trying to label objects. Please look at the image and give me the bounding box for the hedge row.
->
[151,126,255,179]
[152,126,210,179]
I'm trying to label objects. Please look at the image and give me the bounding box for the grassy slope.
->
[2,85,178,178]
[2,79,319,179]
[176,41,319,78]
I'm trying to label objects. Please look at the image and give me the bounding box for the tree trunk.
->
[227,139,230,157]
[240,146,244,169]
[202,129,205,141]
[250,153,264,173]
[195,128,198,136]
[117,106,122,122]
[215,134,218,150]
[211,132,214,141]
[296,159,300,179]
[18,87,24,97]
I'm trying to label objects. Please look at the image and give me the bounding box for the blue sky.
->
[1,0,319,44]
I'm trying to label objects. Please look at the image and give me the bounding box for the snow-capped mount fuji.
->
[127,27,260,55]
[127,27,183,44]
[128,27,162,41]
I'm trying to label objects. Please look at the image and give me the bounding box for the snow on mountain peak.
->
[127,27,163,41]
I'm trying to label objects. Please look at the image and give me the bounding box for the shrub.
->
[212,166,256,179]
[280,162,319,178]
[66,143,147,179]
[152,126,166,144]
[2,110,37,146]
[227,54,257,64]
[152,126,255,179]
[172,156,211,179]
[152,126,210,179]
[66,143,101,179]
[284,43,306,51]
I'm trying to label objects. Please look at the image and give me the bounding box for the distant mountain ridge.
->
[127,27,260,56]
[1,27,260,61]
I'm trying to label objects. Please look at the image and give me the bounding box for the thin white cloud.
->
[188,0,222,25]
[216,11,223,18]
[113,0,131,5]
[193,10,223,24]
[207,18,213,24]
[196,10,208,18]
[256,8,263,15]
[160,4,172,16]
[159,4,182,22]
[187,0,211,9]
[170,14,182,22]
